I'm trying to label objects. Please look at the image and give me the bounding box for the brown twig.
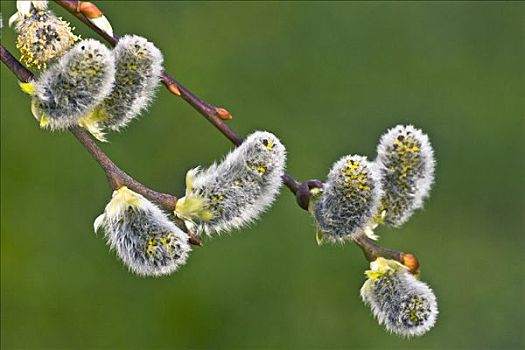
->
[55,0,418,265]
[69,126,178,210]
[4,3,419,260]
[0,44,176,209]
[0,46,33,83]
[54,0,302,195]
[351,233,420,273]
[0,43,202,246]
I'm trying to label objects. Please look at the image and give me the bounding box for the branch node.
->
[296,179,324,211]
[351,233,420,274]
[188,234,203,246]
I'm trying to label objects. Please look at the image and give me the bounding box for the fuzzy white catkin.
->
[313,155,382,242]
[32,39,115,130]
[360,258,438,337]
[175,131,286,235]
[94,187,191,277]
[88,35,163,135]
[375,125,435,226]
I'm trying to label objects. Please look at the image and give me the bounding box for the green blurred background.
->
[1,1,524,349]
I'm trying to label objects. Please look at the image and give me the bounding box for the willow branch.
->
[0,44,208,245]
[0,45,33,82]
[68,126,178,209]
[53,1,418,264]
[1,44,202,246]
[351,233,420,273]
[4,4,417,258]
[54,0,302,195]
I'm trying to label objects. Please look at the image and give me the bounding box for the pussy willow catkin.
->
[360,257,438,337]
[28,39,115,130]
[313,155,382,242]
[80,35,163,140]
[374,125,435,226]
[175,131,286,235]
[13,5,78,69]
[94,187,191,277]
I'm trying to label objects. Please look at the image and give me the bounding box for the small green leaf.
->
[316,229,324,245]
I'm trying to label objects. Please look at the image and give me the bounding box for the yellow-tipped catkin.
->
[94,187,191,277]
[31,39,115,130]
[82,35,163,139]
[313,155,382,243]
[374,125,435,226]
[176,131,286,236]
[14,7,78,69]
[360,258,438,337]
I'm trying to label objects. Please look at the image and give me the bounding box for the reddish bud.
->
[216,107,232,120]
[167,82,181,96]
[79,2,103,19]
[401,253,420,273]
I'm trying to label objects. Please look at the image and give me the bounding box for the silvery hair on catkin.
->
[375,125,435,226]
[314,155,383,242]
[94,187,191,277]
[96,35,164,132]
[177,131,286,235]
[360,259,438,337]
[32,39,115,130]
